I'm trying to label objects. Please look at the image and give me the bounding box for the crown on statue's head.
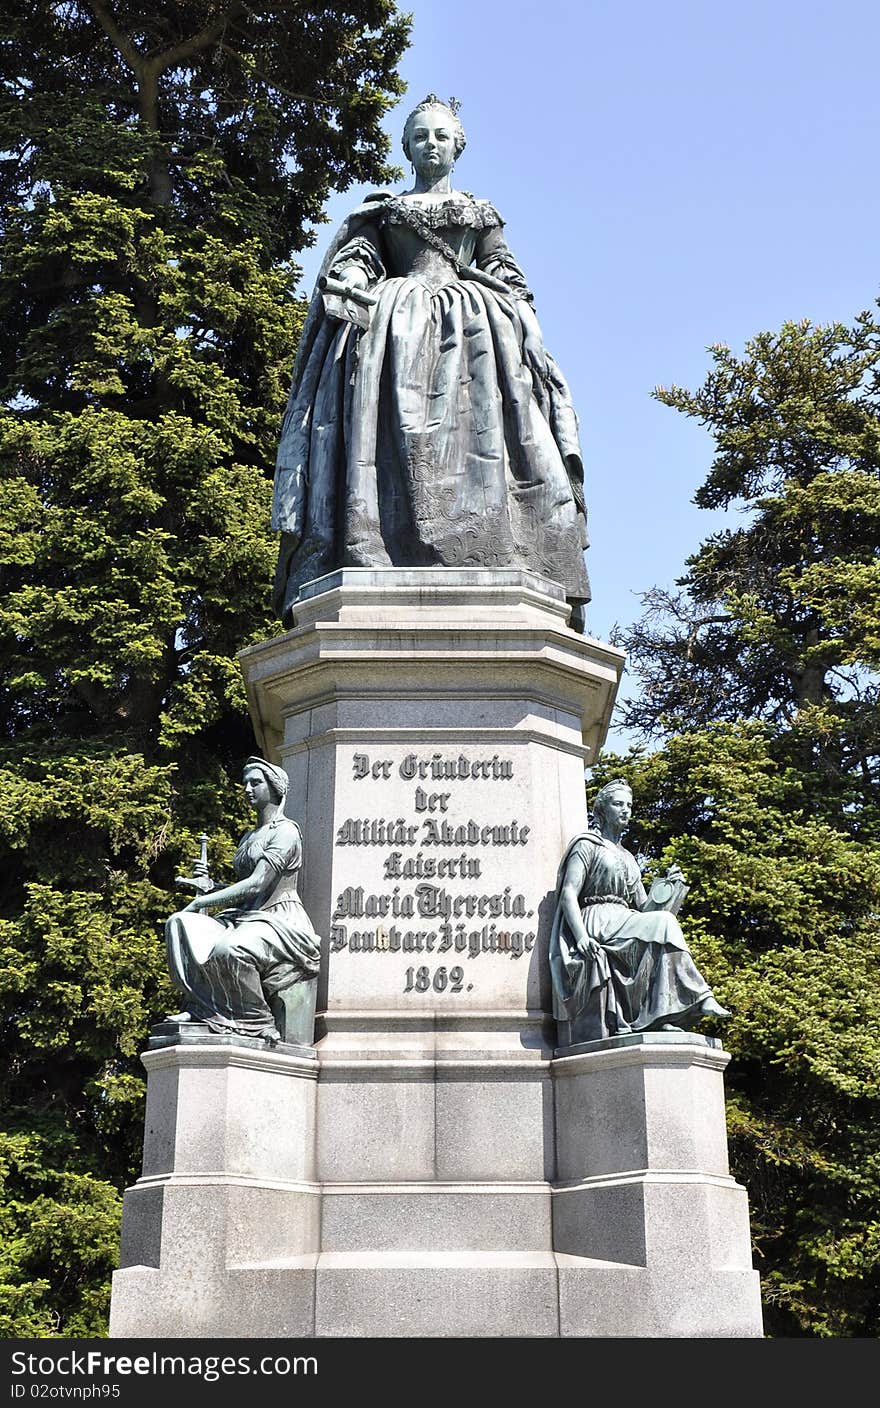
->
[418,92,462,115]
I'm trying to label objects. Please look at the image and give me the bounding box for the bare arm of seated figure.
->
[558,854,600,960]
[181,857,278,915]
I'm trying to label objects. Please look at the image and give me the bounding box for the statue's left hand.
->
[523,332,548,383]
[666,864,687,885]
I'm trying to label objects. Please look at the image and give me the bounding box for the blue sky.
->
[300,0,880,743]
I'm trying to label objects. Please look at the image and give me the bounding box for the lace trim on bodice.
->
[381,194,502,231]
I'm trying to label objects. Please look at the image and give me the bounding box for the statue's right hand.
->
[577,936,599,961]
[338,266,369,292]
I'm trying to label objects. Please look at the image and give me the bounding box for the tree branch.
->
[146,3,249,75]
[85,2,255,85]
[217,40,335,107]
[685,613,733,660]
[84,0,143,75]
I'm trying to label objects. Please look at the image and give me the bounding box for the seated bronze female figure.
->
[165,758,321,1044]
[550,780,729,1044]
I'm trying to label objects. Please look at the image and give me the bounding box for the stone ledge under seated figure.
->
[556,1029,724,1058]
[550,779,730,1047]
[162,757,321,1046]
[148,1018,317,1058]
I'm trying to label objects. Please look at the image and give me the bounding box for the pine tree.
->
[0,1,408,1335]
[607,308,880,1336]
[623,314,879,824]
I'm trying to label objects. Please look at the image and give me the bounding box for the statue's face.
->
[601,788,633,830]
[243,767,273,809]
[407,106,457,179]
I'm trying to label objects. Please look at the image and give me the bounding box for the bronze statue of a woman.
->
[272,95,590,630]
[165,758,321,1043]
[550,780,729,1044]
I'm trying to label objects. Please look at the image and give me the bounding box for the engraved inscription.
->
[334,750,536,997]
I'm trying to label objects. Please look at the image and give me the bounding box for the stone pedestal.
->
[110,1034,320,1338]
[110,570,762,1337]
[553,1034,762,1336]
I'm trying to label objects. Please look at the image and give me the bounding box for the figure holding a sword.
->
[164,758,321,1043]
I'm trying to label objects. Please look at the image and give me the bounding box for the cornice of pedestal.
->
[141,1040,320,1079]
[239,569,624,764]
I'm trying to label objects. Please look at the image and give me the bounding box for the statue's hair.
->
[591,779,632,824]
[402,94,466,162]
[243,755,289,803]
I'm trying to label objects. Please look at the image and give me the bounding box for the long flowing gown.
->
[165,817,321,1041]
[271,191,590,623]
[549,832,712,1044]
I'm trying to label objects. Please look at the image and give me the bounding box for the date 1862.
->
[403,965,465,994]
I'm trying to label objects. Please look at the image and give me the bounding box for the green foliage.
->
[0,0,409,1335]
[0,1126,125,1337]
[628,316,880,812]
[611,306,880,1335]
